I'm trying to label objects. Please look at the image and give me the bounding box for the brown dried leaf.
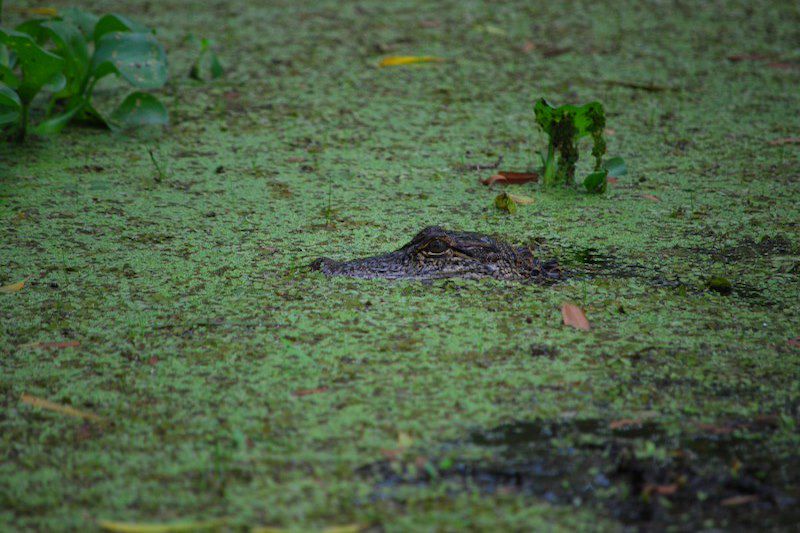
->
[292,387,328,397]
[561,303,590,331]
[481,171,538,186]
[19,340,80,350]
[644,483,678,496]
[1,276,31,293]
[768,137,800,146]
[641,194,661,202]
[720,494,759,506]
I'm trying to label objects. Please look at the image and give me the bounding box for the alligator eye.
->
[422,239,449,255]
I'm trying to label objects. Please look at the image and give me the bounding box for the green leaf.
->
[15,19,49,44]
[91,32,167,89]
[583,170,607,194]
[61,8,100,38]
[0,29,64,103]
[0,63,19,88]
[109,91,167,128]
[40,20,89,96]
[0,82,21,125]
[42,71,66,93]
[208,53,223,79]
[93,13,150,42]
[31,99,83,134]
[602,156,627,177]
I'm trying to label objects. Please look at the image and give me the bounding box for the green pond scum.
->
[1,0,799,531]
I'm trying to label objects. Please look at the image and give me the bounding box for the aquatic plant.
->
[534,98,616,193]
[0,9,168,141]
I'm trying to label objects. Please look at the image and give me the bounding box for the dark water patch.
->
[714,235,796,262]
[359,418,799,530]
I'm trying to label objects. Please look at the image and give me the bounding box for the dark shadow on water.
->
[359,418,799,530]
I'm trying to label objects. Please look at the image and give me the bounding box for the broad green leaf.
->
[41,20,89,96]
[602,156,627,177]
[109,91,167,128]
[14,19,49,44]
[0,83,21,125]
[61,7,100,38]
[0,65,20,88]
[31,100,83,134]
[0,29,64,103]
[93,13,150,42]
[91,32,167,89]
[583,170,607,194]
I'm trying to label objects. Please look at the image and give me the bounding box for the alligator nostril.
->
[309,257,335,271]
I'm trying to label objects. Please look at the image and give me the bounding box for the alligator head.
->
[310,226,560,281]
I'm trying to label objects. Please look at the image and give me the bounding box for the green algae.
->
[1,0,800,531]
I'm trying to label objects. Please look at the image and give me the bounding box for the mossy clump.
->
[706,276,733,295]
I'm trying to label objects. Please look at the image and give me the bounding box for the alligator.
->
[310,226,561,281]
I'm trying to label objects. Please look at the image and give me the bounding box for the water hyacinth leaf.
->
[15,19,50,44]
[92,13,151,42]
[583,170,607,194]
[42,71,66,92]
[603,156,627,177]
[0,29,64,103]
[0,83,21,125]
[61,7,100,38]
[40,20,90,95]
[109,91,167,128]
[91,32,167,89]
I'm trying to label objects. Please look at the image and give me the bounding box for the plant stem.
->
[542,142,556,186]
[16,103,29,143]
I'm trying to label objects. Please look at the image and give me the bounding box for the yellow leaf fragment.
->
[28,7,59,16]
[98,518,226,533]
[323,525,364,533]
[397,431,414,448]
[378,56,445,67]
[507,193,535,205]
[1,276,31,293]
[20,394,105,424]
[253,525,363,533]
